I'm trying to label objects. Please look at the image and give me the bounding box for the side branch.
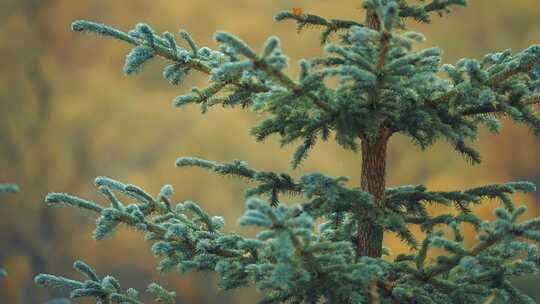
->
[275,10,363,43]
[462,93,540,116]
[426,61,536,108]
[399,0,467,22]
[71,21,211,73]
[413,204,540,282]
[115,211,238,258]
[72,20,335,114]
[419,0,467,15]
[419,230,511,280]
[0,184,19,194]
[253,60,335,113]
[45,192,240,259]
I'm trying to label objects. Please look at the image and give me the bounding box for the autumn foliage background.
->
[1,0,540,303]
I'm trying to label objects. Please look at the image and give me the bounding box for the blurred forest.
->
[1,0,540,303]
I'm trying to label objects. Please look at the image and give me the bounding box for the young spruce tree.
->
[35,1,540,303]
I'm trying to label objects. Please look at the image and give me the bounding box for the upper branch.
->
[399,0,467,23]
[253,59,336,113]
[275,10,364,43]
[72,20,335,114]
[426,60,536,109]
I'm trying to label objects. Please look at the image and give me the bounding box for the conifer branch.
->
[461,93,540,116]
[418,231,509,281]
[398,0,467,23]
[421,0,468,13]
[36,260,176,304]
[0,184,17,287]
[45,186,241,259]
[175,157,374,212]
[72,20,264,112]
[72,20,336,116]
[176,157,300,206]
[0,183,19,194]
[427,60,536,108]
[274,10,363,43]
[252,59,335,113]
[415,206,539,283]
[72,20,212,74]
[386,181,535,213]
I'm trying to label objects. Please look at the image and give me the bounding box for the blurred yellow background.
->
[1,0,540,303]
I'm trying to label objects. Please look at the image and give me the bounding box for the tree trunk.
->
[355,7,389,258]
[357,128,390,257]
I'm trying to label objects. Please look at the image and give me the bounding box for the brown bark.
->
[357,128,391,257]
[355,7,390,258]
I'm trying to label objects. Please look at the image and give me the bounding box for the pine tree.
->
[34,1,540,303]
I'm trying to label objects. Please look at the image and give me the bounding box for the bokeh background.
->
[1,0,540,303]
